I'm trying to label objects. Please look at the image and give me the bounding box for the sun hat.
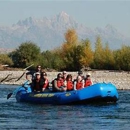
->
[35,72,40,75]
[86,72,91,76]
[63,71,67,74]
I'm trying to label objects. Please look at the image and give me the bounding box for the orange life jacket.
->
[84,79,92,87]
[76,81,83,90]
[67,80,73,90]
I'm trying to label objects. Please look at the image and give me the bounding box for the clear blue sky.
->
[0,0,130,37]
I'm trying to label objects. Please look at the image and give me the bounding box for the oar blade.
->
[7,93,13,99]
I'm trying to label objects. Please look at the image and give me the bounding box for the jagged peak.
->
[0,12,129,51]
[105,24,117,32]
[16,17,36,26]
[59,11,69,17]
[56,11,70,21]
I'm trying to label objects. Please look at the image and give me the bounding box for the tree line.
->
[0,29,130,71]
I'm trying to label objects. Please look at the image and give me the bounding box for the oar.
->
[0,73,12,83]
[15,71,26,82]
[15,64,34,82]
[7,92,13,99]
[7,87,20,100]
[23,64,34,71]
[7,86,21,99]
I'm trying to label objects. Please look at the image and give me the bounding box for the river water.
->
[0,84,130,130]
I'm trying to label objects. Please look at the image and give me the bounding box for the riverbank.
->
[0,70,130,90]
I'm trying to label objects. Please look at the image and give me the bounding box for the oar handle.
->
[23,64,34,71]
[15,64,34,82]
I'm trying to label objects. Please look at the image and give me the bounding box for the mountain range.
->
[0,11,130,52]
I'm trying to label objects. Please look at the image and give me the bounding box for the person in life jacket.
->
[73,70,85,82]
[74,75,85,90]
[64,74,74,91]
[84,72,93,87]
[77,70,85,79]
[41,71,49,92]
[24,72,32,86]
[23,72,32,93]
[31,72,44,92]
[32,65,42,80]
[52,73,67,92]
[62,71,67,81]
[13,72,32,94]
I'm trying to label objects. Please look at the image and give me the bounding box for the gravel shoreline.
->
[0,70,130,90]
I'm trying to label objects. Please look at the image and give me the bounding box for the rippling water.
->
[0,84,130,130]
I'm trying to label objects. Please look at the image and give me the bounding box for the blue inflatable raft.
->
[15,82,118,105]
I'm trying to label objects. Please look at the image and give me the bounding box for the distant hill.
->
[0,11,130,51]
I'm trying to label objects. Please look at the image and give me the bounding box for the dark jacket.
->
[31,78,44,92]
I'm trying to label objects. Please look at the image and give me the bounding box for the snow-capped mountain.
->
[0,12,129,51]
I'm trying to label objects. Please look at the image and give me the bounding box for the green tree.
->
[0,54,13,66]
[41,49,64,70]
[113,49,122,70]
[93,36,104,69]
[68,45,83,71]
[114,45,130,71]
[10,41,41,68]
[93,39,115,70]
[102,43,115,70]
[41,50,53,69]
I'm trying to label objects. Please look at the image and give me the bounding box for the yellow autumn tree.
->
[61,29,79,70]
[64,28,78,45]
[62,29,78,53]
[79,39,94,68]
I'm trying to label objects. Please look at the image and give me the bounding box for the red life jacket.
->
[67,81,73,90]
[84,79,92,87]
[57,79,64,88]
[43,79,49,89]
[76,81,83,90]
